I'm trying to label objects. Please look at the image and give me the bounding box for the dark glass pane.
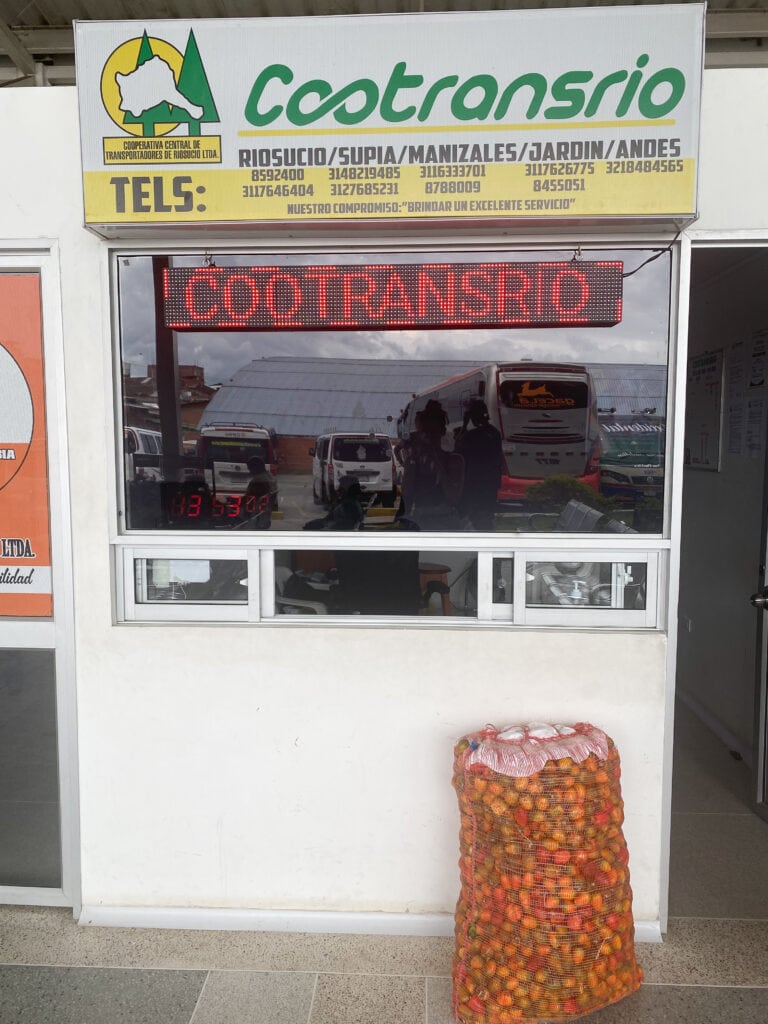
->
[0,649,61,888]
[135,559,248,603]
[526,561,647,609]
[274,550,477,617]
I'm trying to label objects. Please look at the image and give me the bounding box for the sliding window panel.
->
[268,550,478,619]
[519,552,658,627]
[476,554,515,621]
[121,548,252,622]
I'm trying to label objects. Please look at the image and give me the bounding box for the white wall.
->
[696,69,768,234]
[679,66,768,756]
[74,626,666,918]
[7,78,736,930]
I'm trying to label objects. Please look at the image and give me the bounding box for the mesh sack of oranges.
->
[452,722,642,1023]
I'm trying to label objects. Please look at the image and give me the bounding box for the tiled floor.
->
[1,701,768,1023]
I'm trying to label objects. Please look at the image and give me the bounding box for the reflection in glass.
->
[118,249,670,534]
[0,649,61,888]
[525,561,646,609]
[598,415,665,532]
[310,432,396,510]
[274,551,477,616]
[134,559,248,603]
[492,557,514,606]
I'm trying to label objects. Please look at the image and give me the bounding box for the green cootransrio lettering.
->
[381,61,424,122]
[450,75,498,121]
[417,75,459,121]
[326,79,380,126]
[615,56,650,117]
[244,63,293,126]
[584,71,628,118]
[286,79,335,125]
[495,74,547,120]
[637,68,686,118]
[242,56,687,128]
[544,71,593,120]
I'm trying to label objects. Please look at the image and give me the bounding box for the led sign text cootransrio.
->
[162,261,624,332]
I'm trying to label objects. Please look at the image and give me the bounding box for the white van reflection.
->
[124,426,162,481]
[310,432,396,507]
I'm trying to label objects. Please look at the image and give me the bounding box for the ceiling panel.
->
[2,1,767,85]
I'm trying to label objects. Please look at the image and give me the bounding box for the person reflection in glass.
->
[454,399,503,532]
[242,456,276,529]
[401,399,465,531]
[303,475,365,531]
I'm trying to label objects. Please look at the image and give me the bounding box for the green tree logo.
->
[107,30,219,138]
[168,31,219,137]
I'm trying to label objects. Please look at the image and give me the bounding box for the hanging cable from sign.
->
[622,230,681,278]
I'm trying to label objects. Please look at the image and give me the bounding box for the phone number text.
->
[329,182,399,196]
[607,159,685,174]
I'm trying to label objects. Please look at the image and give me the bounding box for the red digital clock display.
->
[163,260,623,332]
[161,482,271,528]
[168,493,267,522]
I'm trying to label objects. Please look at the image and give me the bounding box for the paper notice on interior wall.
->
[727,400,746,456]
[685,350,724,470]
[725,343,747,456]
[746,397,767,458]
[728,342,746,400]
[749,330,768,389]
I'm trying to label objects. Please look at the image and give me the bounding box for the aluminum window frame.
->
[109,234,679,630]
[515,548,657,628]
[120,546,257,622]
[116,538,663,628]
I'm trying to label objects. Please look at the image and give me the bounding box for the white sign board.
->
[74,5,705,233]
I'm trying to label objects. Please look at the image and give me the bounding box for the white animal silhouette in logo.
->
[115,56,204,119]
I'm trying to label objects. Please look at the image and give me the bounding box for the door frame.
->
[686,230,768,828]
[0,244,79,910]
[755,364,768,824]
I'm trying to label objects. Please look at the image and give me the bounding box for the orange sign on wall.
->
[0,274,52,617]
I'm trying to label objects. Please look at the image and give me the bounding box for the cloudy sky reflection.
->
[118,248,670,385]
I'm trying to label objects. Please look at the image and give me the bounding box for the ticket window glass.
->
[272,550,477,617]
[115,248,672,549]
[525,559,647,610]
[135,557,248,604]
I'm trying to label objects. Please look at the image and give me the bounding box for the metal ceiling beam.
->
[706,12,768,40]
[706,43,768,70]
[0,63,74,85]
[0,18,37,78]
[14,27,77,53]
[2,12,768,83]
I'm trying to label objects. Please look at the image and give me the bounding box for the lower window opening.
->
[274,550,478,617]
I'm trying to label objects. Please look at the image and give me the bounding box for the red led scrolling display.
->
[163,261,623,332]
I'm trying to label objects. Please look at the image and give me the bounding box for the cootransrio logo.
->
[100,30,219,137]
[244,54,687,128]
